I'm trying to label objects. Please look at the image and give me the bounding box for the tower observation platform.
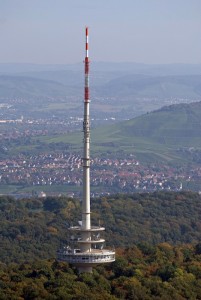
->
[57,225,115,273]
[57,27,115,273]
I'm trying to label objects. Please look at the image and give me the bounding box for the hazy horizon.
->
[0,0,201,65]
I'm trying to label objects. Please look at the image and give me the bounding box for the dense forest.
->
[1,191,201,299]
[1,243,201,299]
[1,191,201,263]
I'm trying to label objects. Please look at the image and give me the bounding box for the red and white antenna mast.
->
[82,26,91,233]
[85,27,89,102]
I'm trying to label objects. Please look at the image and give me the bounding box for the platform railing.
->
[57,250,115,264]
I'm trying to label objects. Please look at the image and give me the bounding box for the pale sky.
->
[0,0,201,64]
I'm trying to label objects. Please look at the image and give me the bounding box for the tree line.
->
[0,191,201,263]
[0,242,201,299]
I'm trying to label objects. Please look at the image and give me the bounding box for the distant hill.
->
[113,101,201,145]
[2,100,200,165]
[1,73,201,117]
[91,101,201,163]
[0,75,77,100]
[1,73,201,100]
[1,63,201,100]
[98,74,201,99]
[1,99,201,165]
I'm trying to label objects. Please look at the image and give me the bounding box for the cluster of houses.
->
[0,151,192,194]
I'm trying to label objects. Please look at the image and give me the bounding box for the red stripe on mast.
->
[85,27,89,102]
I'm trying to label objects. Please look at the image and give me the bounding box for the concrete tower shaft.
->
[57,27,115,273]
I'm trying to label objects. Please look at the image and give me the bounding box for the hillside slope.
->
[116,101,201,145]
[3,100,201,165]
[1,74,201,100]
[0,75,77,100]
[99,74,201,99]
[91,101,201,163]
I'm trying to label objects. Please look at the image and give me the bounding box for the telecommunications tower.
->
[57,27,115,273]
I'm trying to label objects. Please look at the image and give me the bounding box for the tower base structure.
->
[57,226,115,273]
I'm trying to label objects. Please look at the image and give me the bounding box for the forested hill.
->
[119,101,201,145]
[91,100,201,164]
[98,74,201,99]
[1,73,201,100]
[94,100,201,148]
[1,243,201,299]
[1,191,201,299]
[1,191,201,264]
[0,75,76,99]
